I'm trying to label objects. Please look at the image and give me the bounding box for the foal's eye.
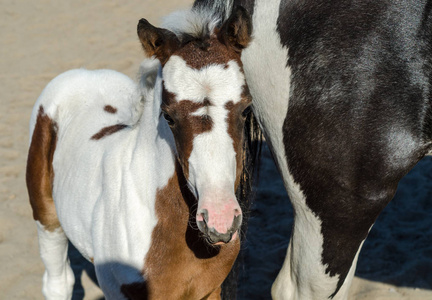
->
[242,105,252,118]
[163,112,175,127]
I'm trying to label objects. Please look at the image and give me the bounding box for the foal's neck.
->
[127,61,178,198]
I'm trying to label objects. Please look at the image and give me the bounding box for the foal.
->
[26,8,253,300]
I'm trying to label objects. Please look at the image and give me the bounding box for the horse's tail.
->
[26,69,77,230]
[222,109,262,300]
[26,97,60,231]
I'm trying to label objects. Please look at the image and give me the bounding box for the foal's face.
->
[161,41,251,243]
[138,7,252,244]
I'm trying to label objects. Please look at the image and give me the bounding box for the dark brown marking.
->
[161,93,214,179]
[161,86,177,106]
[26,106,60,231]
[175,36,242,71]
[91,124,128,140]
[202,98,212,107]
[225,95,252,189]
[164,6,251,72]
[121,162,239,299]
[137,18,180,66]
[104,105,117,114]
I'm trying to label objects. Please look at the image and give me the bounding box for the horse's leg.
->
[268,146,410,300]
[36,223,75,299]
[269,90,427,299]
[270,175,373,300]
[27,106,74,299]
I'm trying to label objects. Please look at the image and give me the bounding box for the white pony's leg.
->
[36,222,75,300]
[27,105,75,299]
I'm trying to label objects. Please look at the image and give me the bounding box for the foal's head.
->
[138,7,252,245]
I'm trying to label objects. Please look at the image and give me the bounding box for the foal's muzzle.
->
[197,209,242,244]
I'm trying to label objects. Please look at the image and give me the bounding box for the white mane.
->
[161,7,221,39]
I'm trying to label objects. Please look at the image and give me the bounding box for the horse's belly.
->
[51,129,107,260]
[52,167,100,260]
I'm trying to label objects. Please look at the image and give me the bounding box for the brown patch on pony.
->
[165,5,251,72]
[161,93,213,179]
[91,124,128,140]
[137,18,180,66]
[225,93,252,189]
[161,86,177,106]
[104,105,117,114]
[175,36,242,71]
[121,162,239,299]
[26,106,60,231]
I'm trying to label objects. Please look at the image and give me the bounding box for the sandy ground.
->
[0,0,431,299]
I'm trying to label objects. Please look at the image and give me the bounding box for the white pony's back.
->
[29,69,143,142]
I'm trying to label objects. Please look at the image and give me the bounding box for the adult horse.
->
[184,0,432,299]
[26,9,258,299]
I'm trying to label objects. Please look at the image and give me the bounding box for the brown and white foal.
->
[26,6,252,300]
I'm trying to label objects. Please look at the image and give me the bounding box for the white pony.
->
[26,6,254,299]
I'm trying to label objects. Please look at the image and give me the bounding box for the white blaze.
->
[163,55,245,197]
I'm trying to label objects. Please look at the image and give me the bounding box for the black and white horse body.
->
[195,0,432,299]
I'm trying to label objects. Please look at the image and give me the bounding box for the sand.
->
[0,0,431,299]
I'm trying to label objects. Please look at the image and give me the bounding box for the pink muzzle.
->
[196,197,242,244]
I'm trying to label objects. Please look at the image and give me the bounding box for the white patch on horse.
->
[271,173,341,300]
[188,106,237,198]
[336,239,367,299]
[191,106,209,117]
[163,55,245,105]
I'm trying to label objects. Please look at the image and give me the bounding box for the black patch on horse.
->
[279,0,432,297]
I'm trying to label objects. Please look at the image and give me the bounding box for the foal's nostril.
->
[196,209,209,234]
[232,214,242,231]
[200,209,209,223]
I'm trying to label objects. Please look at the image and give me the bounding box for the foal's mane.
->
[161,7,222,45]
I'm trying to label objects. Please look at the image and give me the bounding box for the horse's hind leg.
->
[26,106,74,299]
[271,170,392,300]
[36,223,75,299]
[270,105,426,299]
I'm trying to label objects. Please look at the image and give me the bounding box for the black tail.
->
[222,109,262,300]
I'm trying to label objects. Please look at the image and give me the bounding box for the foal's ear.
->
[137,18,180,65]
[218,6,252,53]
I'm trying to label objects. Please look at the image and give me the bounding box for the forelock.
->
[161,8,221,43]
